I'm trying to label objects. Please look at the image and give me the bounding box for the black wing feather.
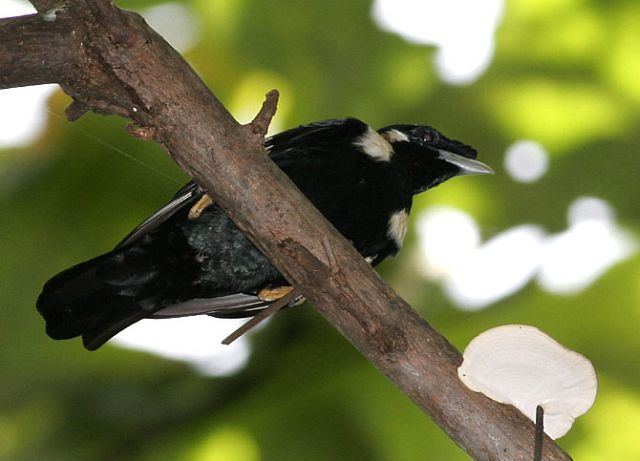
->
[117,118,367,250]
[265,118,367,151]
[116,182,203,249]
[149,293,269,318]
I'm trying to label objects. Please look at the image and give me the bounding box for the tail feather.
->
[81,301,148,351]
[37,253,147,349]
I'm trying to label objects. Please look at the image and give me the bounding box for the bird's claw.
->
[258,285,294,302]
[188,194,214,220]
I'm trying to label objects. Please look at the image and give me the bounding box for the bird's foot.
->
[188,194,214,220]
[258,285,294,302]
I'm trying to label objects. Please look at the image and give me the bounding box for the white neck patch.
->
[354,127,394,162]
[387,209,409,248]
[382,129,410,143]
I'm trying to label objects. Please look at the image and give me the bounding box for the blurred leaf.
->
[487,79,630,153]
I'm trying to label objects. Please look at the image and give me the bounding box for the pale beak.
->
[438,149,494,176]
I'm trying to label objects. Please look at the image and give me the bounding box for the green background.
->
[1,0,639,459]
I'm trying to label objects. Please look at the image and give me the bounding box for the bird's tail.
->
[36,253,147,350]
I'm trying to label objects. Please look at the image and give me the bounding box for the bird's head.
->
[379,124,493,194]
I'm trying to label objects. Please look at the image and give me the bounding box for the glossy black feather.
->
[36,118,486,350]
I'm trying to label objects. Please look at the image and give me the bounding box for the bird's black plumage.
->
[37,118,492,350]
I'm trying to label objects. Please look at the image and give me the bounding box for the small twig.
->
[248,89,279,142]
[222,289,301,345]
[534,405,544,461]
[66,100,90,121]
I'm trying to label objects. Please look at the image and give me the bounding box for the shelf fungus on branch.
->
[458,324,597,440]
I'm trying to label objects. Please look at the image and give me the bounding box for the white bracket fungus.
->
[458,324,597,439]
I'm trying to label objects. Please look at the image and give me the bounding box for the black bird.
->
[37,118,492,350]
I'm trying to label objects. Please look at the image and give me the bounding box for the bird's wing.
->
[115,182,203,249]
[149,293,270,318]
[150,291,304,319]
[115,118,368,250]
[265,118,368,152]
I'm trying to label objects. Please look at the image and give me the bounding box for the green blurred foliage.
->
[2,0,640,459]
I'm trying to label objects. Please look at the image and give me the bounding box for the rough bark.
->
[0,3,573,460]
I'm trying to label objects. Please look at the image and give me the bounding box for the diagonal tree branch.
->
[1,3,572,460]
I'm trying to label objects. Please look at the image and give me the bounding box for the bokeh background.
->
[2,0,639,459]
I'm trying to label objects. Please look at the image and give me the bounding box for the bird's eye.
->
[422,133,433,143]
